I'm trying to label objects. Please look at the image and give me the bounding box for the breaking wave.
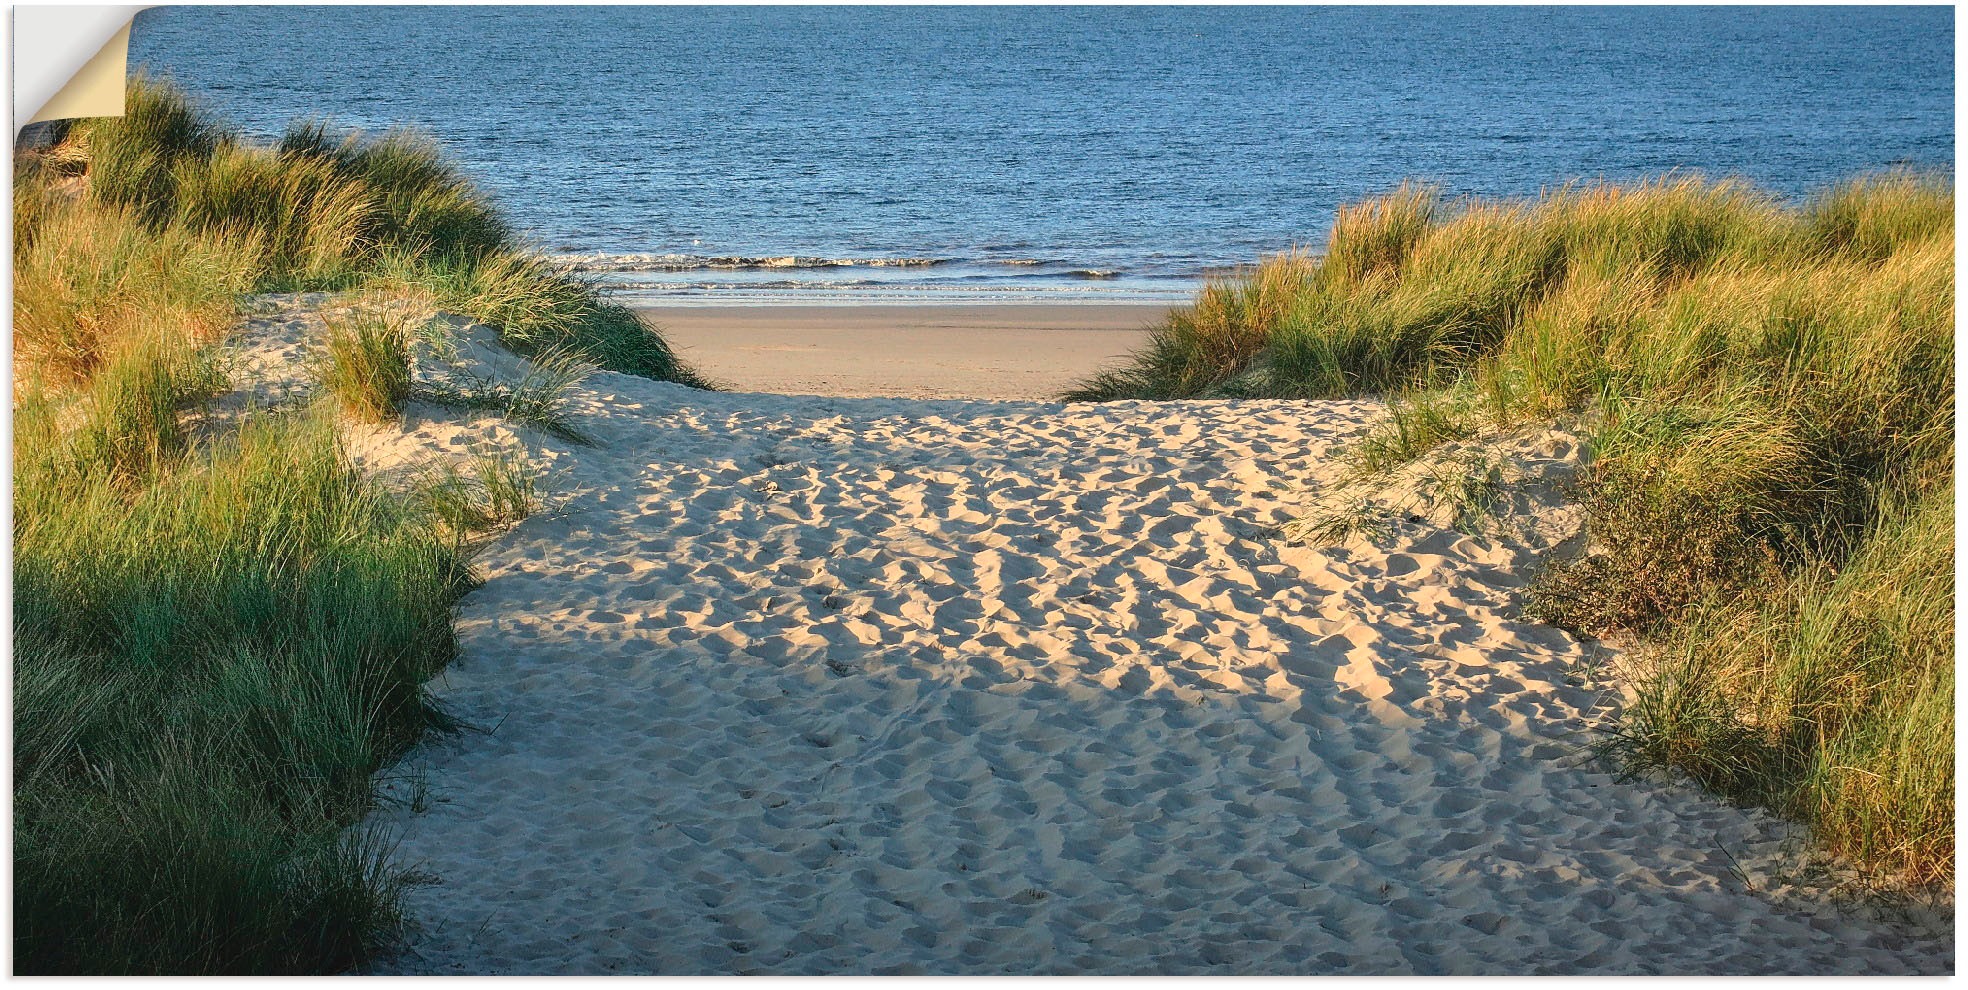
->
[556,253,954,273]
[553,251,1214,302]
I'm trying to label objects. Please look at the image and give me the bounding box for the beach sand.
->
[637,304,1165,401]
[223,298,1949,974]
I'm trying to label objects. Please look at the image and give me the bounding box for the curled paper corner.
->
[14,5,150,139]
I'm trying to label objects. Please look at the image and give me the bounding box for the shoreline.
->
[636,303,1168,402]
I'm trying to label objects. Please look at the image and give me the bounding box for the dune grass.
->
[12,186,256,387]
[14,407,473,973]
[1609,483,1954,886]
[62,75,707,385]
[12,77,703,973]
[372,249,714,388]
[414,448,545,538]
[321,311,414,422]
[417,340,597,444]
[1071,173,1955,887]
[276,119,511,265]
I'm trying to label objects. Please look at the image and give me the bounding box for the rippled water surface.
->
[129,6,1953,301]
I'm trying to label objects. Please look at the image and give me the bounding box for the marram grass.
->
[1074,173,1954,888]
[1609,483,1954,887]
[13,410,473,974]
[12,76,703,973]
[60,75,708,386]
[321,310,414,423]
[12,190,255,386]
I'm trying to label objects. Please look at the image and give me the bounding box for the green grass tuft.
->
[12,192,255,385]
[375,250,715,386]
[414,448,543,538]
[320,311,414,423]
[51,76,708,386]
[418,341,596,444]
[71,71,222,221]
[277,120,511,264]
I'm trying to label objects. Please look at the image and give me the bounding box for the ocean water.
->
[128,6,1953,304]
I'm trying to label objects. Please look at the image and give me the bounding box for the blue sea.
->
[128,6,1953,304]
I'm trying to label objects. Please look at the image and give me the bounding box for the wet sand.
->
[636,304,1166,401]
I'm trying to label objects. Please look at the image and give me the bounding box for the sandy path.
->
[322,335,1952,974]
[637,304,1162,401]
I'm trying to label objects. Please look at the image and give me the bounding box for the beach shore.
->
[636,304,1165,401]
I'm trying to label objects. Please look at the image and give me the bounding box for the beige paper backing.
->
[28,21,130,125]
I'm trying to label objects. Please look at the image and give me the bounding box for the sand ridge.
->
[218,297,1949,974]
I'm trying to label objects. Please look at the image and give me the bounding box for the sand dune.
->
[227,298,1948,974]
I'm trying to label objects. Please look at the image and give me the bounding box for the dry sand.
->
[637,303,1164,401]
[227,296,1949,975]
